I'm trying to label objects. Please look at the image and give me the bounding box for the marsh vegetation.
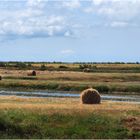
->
[0,62,140,139]
[0,96,139,139]
[1,63,140,94]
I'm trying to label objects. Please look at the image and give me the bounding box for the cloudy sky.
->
[0,0,140,62]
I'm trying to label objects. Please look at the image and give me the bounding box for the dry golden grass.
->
[1,69,140,82]
[0,96,139,116]
[31,63,140,68]
[0,95,139,139]
[32,63,77,68]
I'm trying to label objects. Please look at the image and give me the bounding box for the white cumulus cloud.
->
[0,0,75,40]
[110,21,129,27]
[62,0,80,9]
[61,49,75,54]
[86,0,140,20]
[27,0,46,8]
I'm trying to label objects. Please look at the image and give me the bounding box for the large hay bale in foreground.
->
[80,88,101,104]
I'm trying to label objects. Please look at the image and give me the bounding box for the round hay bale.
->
[27,70,36,76]
[32,70,36,76]
[80,88,101,104]
[83,68,91,72]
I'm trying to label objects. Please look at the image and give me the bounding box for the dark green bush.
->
[94,85,109,93]
[59,65,68,69]
[40,64,47,71]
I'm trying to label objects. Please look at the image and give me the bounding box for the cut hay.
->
[80,88,101,104]
[83,68,91,72]
[27,71,36,76]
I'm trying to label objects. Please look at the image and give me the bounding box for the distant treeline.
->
[0,61,140,64]
[0,61,140,73]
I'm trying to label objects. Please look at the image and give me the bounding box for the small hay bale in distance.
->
[27,70,36,76]
[83,68,91,72]
[32,70,36,76]
[80,88,101,104]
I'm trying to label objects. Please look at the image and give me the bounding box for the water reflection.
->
[0,90,140,103]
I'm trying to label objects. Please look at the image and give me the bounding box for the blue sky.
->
[0,0,140,62]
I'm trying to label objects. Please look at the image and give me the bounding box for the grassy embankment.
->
[0,68,140,94]
[0,96,140,139]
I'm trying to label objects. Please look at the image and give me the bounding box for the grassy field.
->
[0,68,140,94]
[0,96,139,139]
[0,63,140,138]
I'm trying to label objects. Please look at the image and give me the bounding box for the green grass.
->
[0,96,139,139]
[1,68,140,94]
[0,109,132,139]
[0,79,140,94]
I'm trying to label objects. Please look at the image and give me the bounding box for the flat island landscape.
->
[0,0,140,139]
[0,62,140,139]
